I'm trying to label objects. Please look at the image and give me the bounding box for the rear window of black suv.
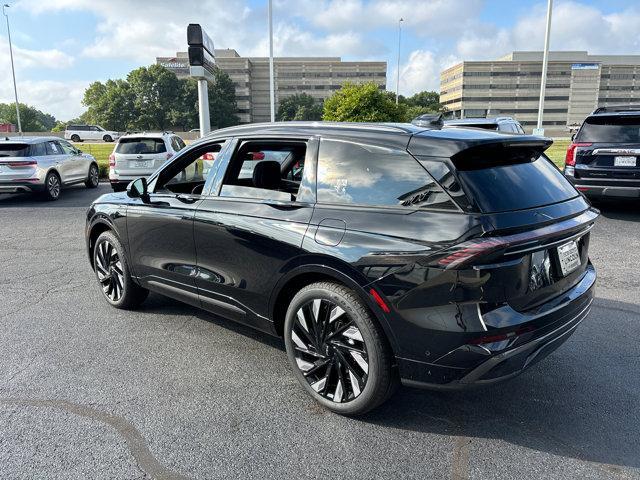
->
[577,115,640,143]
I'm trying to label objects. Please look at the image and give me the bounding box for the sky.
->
[0,0,639,121]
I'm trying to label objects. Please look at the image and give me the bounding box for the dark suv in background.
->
[564,105,640,199]
[85,122,597,415]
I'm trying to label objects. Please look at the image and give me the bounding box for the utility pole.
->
[3,4,22,135]
[395,18,403,105]
[536,0,553,135]
[268,0,275,122]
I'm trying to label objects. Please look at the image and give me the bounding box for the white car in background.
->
[108,132,187,191]
[65,124,122,143]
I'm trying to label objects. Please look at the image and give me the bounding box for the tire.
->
[70,134,80,142]
[103,135,113,142]
[284,281,397,415]
[41,171,61,201]
[93,230,148,309]
[85,163,99,188]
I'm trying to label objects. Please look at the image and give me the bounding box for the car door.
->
[57,140,86,181]
[126,139,230,307]
[44,140,70,182]
[193,135,318,332]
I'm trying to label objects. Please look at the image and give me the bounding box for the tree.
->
[323,83,406,122]
[277,93,322,121]
[0,103,58,131]
[404,91,441,110]
[81,65,239,131]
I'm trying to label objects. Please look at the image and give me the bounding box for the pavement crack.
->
[0,398,190,480]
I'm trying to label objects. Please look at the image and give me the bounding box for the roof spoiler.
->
[592,105,640,114]
[450,138,553,170]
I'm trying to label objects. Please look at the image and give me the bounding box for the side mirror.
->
[75,148,83,155]
[571,133,576,141]
[127,177,148,198]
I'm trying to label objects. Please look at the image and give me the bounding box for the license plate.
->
[614,156,636,167]
[557,240,580,276]
[133,161,152,168]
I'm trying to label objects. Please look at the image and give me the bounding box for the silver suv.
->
[0,137,99,200]
[108,132,187,191]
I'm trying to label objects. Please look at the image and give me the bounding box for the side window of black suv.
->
[316,138,457,210]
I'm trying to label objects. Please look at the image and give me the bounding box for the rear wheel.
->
[70,134,80,142]
[284,282,397,415]
[93,231,148,309]
[85,163,99,188]
[103,135,113,142]
[41,171,61,201]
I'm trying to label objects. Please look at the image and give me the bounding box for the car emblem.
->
[136,155,142,159]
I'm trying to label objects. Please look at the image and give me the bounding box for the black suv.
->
[564,105,640,199]
[444,116,526,134]
[86,122,597,415]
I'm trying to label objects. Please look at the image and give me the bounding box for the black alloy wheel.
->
[103,135,113,142]
[70,134,80,142]
[95,238,125,303]
[285,282,397,415]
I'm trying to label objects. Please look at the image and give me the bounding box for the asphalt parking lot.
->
[1,184,639,480]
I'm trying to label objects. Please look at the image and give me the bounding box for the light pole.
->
[3,3,22,135]
[395,18,403,105]
[536,0,553,134]
[268,0,275,122]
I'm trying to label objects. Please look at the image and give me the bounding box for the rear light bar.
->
[433,208,598,270]
[469,326,534,345]
[0,160,37,167]
[565,142,592,167]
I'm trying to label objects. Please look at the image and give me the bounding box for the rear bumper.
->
[398,264,596,389]
[565,173,640,198]
[0,181,44,194]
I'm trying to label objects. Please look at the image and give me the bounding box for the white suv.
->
[65,125,122,143]
[108,132,187,191]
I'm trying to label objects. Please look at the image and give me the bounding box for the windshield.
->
[577,116,640,143]
[116,138,166,154]
[0,144,29,158]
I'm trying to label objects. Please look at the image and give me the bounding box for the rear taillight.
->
[166,152,174,160]
[436,237,506,269]
[108,154,115,167]
[1,160,37,167]
[469,326,534,345]
[565,142,592,167]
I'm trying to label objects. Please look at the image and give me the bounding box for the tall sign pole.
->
[3,4,22,135]
[535,0,553,135]
[396,18,403,105]
[187,24,216,137]
[268,0,275,122]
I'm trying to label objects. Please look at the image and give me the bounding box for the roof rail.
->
[592,105,640,114]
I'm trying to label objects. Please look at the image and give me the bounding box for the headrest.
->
[252,160,281,190]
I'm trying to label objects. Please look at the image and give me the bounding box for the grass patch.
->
[546,139,569,168]
[72,142,114,177]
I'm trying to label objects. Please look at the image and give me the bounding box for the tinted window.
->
[29,142,47,157]
[173,136,186,150]
[456,156,578,213]
[116,138,167,154]
[0,144,29,157]
[577,116,640,143]
[45,141,62,155]
[317,139,457,209]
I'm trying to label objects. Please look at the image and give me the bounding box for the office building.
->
[157,50,387,124]
[440,51,640,134]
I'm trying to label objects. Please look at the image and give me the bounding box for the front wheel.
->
[284,282,397,415]
[103,135,113,142]
[70,134,80,142]
[85,163,99,188]
[93,231,148,309]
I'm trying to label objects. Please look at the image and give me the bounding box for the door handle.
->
[176,194,198,204]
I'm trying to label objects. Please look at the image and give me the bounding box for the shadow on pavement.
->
[138,293,639,471]
[0,183,109,208]
[590,198,640,222]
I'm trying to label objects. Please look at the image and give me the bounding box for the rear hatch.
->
[0,143,37,182]
[113,137,170,176]
[573,114,640,182]
[409,133,595,312]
